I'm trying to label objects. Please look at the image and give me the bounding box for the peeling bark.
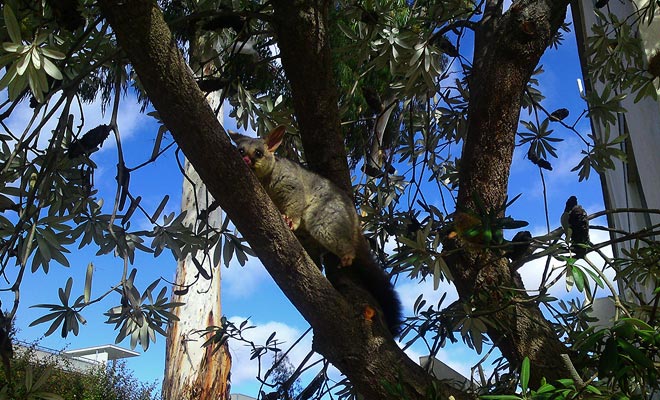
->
[163,161,231,400]
[163,29,231,400]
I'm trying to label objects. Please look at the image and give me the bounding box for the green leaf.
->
[151,195,169,222]
[4,4,22,43]
[36,233,52,262]
[40,47,66,60]
[43,314,65,337]
[432,258,441,290]
[0,62,18,91]
[25,364,34,389]
[42,57,63,80]
[223,236,234,267]
[84,262,93,303]
[520,357,530,393]
[582,266,604,289]
[2,42,24,53]
[31,392,64,400]
[27,61,42,90]
[8,68,27,100]
[565,264,574,291]
[620,317,653,331]
[32,366,54,390]
[0,52,17,68]
[50,248,70,267]
[572,265,587,292]
[536,382,558,393]
[62,277,73,304]
[16,52,30,75]
[191,257,211,280]
[617,338,653,368]
[29,312,63,327]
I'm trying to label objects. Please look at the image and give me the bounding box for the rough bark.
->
[97,1,468,399]
[271,0,352,193]
[445,0,574,386]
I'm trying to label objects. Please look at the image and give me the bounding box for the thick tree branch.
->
[97,0,339,338]
[97,1,469,399]
[271,0,352,192]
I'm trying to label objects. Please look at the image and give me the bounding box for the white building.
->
[63,344,140,367]
[572,0,660,301]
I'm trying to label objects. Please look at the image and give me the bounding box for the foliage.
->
[0,341,159,399]
[481,358,603,400]
[262,353,303,400]
[0,0,659,399]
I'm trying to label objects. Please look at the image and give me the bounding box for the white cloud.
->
[3,91,150,156]
[223,257,270,299]
[226,317,317,387]
[516,136,589,201]
[548,137,588,180]
[519,228,617,300]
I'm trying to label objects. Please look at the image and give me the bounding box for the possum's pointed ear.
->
[228,130,245,143]
[265,126,286,153]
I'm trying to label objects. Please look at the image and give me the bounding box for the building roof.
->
[63,344,140,360]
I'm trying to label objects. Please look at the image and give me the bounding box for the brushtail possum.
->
[230,126,402,336]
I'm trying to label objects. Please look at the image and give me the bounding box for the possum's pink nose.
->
[242,156,252,166]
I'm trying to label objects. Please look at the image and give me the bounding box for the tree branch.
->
[97,1,470,399]
[446,0,575,387]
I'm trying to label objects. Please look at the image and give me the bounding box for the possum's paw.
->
[282,215,295,230]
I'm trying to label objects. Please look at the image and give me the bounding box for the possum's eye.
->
[254,150,263,158]
[238,148,245,155]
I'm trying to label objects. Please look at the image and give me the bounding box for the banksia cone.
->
[68,124,111,158]
[506,230,532,265]
[649,50,660,78]
[568,200,590,259]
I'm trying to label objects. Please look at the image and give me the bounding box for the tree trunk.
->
[271,0,352,192]
[162,40,231,400]
[162,159,231,400]
[445,0,574,386]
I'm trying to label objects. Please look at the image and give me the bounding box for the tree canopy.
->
[1,0,659,399]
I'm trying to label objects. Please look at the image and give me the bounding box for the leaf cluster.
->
[574,318,660,398]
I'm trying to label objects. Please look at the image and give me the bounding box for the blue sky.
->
[0,5,619,398]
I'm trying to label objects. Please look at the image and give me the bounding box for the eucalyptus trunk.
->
[162,43,231,400]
